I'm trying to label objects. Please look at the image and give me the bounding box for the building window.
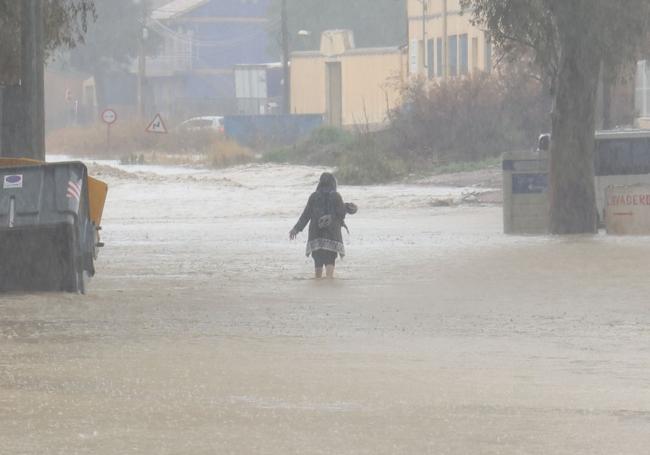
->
[448,35,458,77]
[484,32,492,73]
[459,34,468,75]
[419,40,426,73]
[436,38,443,77]
[409,39,420,75]
[427,39,435,79]
[472,37,479,72]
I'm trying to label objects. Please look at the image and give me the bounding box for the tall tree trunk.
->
[549,41,600,235]
[600,62,615,130]
[1,1,44,160]
[21,0,45,160]
[601,77,612,130]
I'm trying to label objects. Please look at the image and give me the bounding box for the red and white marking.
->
[101,109,117,125]
[67,179,83,202]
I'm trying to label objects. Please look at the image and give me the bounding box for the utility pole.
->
[23,0,45,160]
[281,0,291,115]
[2,0,45,160]
[137,0,148,119]
[442,0,448,80]
[421,0,428,77]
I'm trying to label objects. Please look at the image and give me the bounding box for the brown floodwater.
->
[1,163,649,454]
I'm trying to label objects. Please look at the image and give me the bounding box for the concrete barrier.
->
[605,185,650,235]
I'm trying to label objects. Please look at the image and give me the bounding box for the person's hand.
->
[289,229,298,240]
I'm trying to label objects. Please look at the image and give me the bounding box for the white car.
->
[177,116,224,134]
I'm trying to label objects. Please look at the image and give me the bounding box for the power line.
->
[146,17,280,49]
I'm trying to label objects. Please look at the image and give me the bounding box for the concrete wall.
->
[637,117,650,129]
[291,48,406,128]
[340,50,406,126]
[291,54,327,118]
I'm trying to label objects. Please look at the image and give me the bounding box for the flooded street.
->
[1,162,649,454]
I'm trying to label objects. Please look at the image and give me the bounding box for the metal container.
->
[502,152,550,234]
[0,160,107,293]
[605,185,650,235]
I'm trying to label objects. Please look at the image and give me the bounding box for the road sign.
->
[146,113,168,134]
[101,109,117,125]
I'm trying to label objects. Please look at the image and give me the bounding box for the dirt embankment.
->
[414,167,503,205]
[415,166,502,188]
[87,160,504,209]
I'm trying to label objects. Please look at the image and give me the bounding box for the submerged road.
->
[1,163,649,454]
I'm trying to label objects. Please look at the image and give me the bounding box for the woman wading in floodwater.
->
[290,172,357,279]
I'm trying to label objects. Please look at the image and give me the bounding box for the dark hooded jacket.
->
[293,173,347,257]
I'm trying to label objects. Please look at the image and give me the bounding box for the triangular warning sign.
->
[146,114,168,134]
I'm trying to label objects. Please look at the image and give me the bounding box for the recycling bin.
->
[0,160,107,293]
[502,151,550,234]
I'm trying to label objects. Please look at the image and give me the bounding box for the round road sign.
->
[101,109,117,125]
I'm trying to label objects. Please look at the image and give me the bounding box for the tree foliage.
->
[461,0,650,234]
[391,70,551,164]
[67,0,159,73]
[61,0,162,108]
[0,0,95,84]
[0,0,95,53]
[44,0,96,52]
[460,0,650,93]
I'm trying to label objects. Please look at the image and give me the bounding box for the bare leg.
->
[315,267,323,279]
[325,265,335,279]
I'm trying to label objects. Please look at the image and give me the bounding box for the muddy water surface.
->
[1,162,649,454]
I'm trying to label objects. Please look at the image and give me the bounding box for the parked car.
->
[177,116,224,134]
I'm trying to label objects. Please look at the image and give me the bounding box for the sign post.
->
[146,113,168,134]
[101,109,117,154]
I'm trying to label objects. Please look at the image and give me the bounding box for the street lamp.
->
[418,0,428,76]
[134,0,148,118]
[297,30,312,52]
[281,0,290,114]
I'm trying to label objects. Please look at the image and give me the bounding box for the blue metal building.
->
[146,0,274,121]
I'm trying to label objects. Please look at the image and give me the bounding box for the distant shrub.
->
[389,71,551,164]
[265,71,550,184]
[309,126,354,146]
[335,135,407,185]
[46,121,253,168]
[263,146,298,164]
[432,157,501,174]
[262,126,353,165]
[208,140,253,168]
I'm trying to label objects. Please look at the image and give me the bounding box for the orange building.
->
[291,30,407,128]
[407,0,492,79]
